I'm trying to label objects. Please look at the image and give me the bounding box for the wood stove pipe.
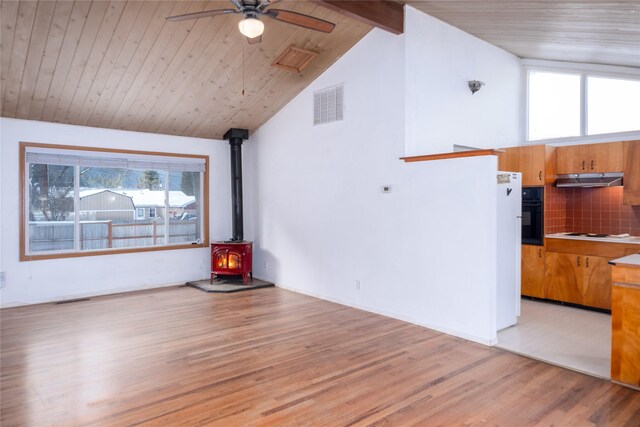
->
[223,128,249,242]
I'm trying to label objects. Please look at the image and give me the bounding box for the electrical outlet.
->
[355,279,361,290]
[381,185,392,193]
[264,260,269,269]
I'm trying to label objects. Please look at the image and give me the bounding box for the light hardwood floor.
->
[1,286,639,426]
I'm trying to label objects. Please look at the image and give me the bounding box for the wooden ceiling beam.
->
[314,1,404,35]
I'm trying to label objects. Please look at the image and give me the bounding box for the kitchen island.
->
[609,254,640,390]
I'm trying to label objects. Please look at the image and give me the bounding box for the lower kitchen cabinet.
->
[545,252,583,305]
[582,256,612,309]
[545,252,612,309]
[521,245,545,298]
[610,261,640,388]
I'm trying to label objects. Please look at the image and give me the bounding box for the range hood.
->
[556,172,623,188]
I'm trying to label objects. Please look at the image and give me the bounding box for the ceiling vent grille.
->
[314,84,344,125]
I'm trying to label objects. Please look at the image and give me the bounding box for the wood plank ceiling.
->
[0,1,371,140]
[405,1,640,68]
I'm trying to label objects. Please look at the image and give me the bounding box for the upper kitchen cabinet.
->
[623,140,640,205]
[556,142,624,174]
[498,145,555,186]
[497,147,519,172]
[519,145,556,186]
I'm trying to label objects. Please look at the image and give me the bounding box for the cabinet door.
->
[498,147,519,172]
[556,142,624,174]
[623,141,640,205]
[522,245,545,298]
[545,252,583,304]
[519,146,546,186]
[611,277,640,386]
[582,256,612,310]
[589,142,624,173]
[556,145,590,174]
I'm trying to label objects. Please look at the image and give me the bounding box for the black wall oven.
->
[522,187,544,246]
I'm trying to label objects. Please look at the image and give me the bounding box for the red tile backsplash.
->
[544,185,640,236]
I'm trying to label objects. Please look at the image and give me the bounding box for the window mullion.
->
[74,165,80,251]
[25,163,30,254]
[524,69,531,141]
[581,74,588,136]
[200,172,205,244]
[164,170,169,246]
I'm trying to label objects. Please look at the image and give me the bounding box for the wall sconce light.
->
[468,80,485,94]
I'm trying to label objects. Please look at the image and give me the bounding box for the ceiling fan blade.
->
[265,9,335,33]
[247,35,262,45]
[258,0,281,10]
[166,9,237,22]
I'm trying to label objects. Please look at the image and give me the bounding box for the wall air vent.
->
[313,84,344,126]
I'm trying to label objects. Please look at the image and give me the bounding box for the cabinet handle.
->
[582,160,585,170]
[586,257,589,268]
[539,171,542,181]
[539,248,542,258]
[576,256,580,266]
[590,160,594,170]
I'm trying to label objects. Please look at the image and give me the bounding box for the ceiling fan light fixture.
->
[238,17,264,38]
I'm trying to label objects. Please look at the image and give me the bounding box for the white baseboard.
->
[0,280,188,308]
[1,278,498,348]
[274,282,496,347]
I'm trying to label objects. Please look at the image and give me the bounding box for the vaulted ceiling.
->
[405,1,640,68]
[2,1,639,142]
[0,1,371,140]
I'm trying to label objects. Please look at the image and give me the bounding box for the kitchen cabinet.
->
[545,237,640,259]
[610,257,640,388]
[497,144,555,186]
[556,142,624,174]
[545,251,613,310]
[521,245,545,298]
[623,140,640,205]
[497,147,519,173]
[582,255,612,310]
[545,252,584,305]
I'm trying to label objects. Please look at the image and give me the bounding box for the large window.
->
[527,68,640,142]
[21,143,208,260]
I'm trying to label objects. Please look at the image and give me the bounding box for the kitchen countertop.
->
[609,254,640,267]
[546,233,640,245]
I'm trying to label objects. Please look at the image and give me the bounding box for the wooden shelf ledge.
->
[400,149,504,163]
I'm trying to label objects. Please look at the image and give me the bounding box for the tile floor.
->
[497,299,611,379]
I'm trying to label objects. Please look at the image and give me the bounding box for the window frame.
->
[524,59,640,145]
[136,208,145,220]
[148,207,156,218]
[20,142,209,261]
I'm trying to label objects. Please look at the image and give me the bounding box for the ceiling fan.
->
[166,0,336,44]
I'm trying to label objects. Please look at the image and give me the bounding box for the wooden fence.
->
[29,220,198,252]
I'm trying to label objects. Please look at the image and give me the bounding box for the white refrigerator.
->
[496,172,522,331]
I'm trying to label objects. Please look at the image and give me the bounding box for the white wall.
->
[245,22,501,345]
[0,118,231,307]
[404,6,522,155]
